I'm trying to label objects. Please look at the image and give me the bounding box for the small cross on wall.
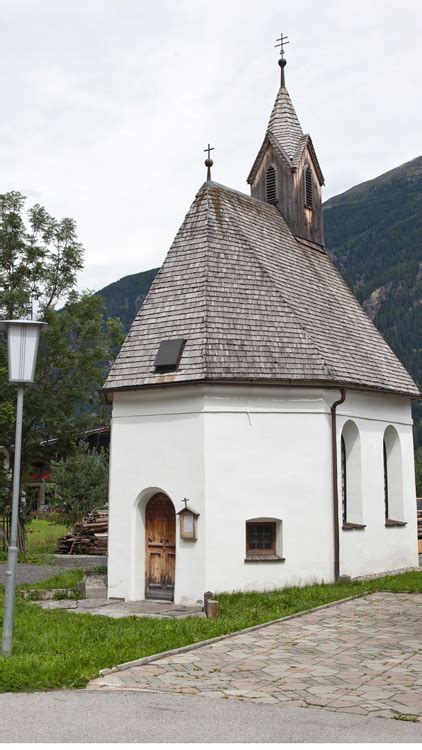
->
[177,498,200,540]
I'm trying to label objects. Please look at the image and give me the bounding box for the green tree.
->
[51,443,109,525]
[0,191,84,320]
[415,449,422,497]
[0,192,123,539]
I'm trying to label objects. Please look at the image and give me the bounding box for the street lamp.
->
[0,319,47,655]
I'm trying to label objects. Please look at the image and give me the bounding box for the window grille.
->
[265,166,277,203]
[246,522,276,555]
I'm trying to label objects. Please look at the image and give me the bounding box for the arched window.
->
[340,421,364,528]
[341,435,347,523]
[265,165,277,203]
[383,438,389,520]
[383,426,405,525]
[304,164,313,209]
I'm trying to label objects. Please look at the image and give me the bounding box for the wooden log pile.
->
[57,506,108,555]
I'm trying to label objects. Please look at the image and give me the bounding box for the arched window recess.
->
[383,426,406,527]
[340,420,365,531]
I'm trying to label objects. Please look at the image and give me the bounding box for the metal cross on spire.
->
[204,143,214,181]
[275,32,289,59]
[275,33,289,86]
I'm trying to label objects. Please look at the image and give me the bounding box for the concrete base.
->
[77,574,108,599]
[32,597,205,619]
[20,588,76,601]
[53,555,107,569]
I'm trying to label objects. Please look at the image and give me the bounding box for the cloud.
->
[0,0,421,291]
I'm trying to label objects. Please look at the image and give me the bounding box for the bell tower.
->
[247,35,325,246]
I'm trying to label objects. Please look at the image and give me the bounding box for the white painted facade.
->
[107,385,418,604]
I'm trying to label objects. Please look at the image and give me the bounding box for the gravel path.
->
[0,562,84,585]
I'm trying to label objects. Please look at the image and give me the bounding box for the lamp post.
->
[0,319,47,655]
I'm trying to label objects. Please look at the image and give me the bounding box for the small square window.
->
[246,522,276,556]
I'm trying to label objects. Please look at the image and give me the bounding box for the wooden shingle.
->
[103,182,419,397]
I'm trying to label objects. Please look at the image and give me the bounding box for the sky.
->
[1,0,421,293]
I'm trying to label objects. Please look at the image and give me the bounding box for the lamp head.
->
[0,319,48,384]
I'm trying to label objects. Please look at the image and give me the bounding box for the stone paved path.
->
[89,592,422,721]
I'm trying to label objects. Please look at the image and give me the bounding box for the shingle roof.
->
[267,86,303,158]
[247,87,324,185]
[103,182,419,397]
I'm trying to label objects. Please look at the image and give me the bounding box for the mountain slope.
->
[96,267,159,332]
[323,156,422,443]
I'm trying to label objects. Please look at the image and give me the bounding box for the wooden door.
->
[145,493,175,600]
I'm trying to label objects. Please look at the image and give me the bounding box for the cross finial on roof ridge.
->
[204,143,214,181]
[275,32,289,86]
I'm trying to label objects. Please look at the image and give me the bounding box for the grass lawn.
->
[18,569,84,592]
[24,518,68,558]
[0,569,421,693]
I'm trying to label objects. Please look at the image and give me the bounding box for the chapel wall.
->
[107,388,206,604]
[337,392,418,578]
[106,386,418,604]
[203,386,335,592]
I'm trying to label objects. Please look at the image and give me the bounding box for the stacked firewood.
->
[417,500,422,553]
[57,506,108,555]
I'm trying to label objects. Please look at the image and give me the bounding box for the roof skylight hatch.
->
[155,338,186,372]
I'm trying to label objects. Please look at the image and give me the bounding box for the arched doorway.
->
[145,493,175,600]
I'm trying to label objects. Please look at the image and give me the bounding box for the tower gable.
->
[249,136,324,245]
[250,113,325,246]
[247,53,325,246]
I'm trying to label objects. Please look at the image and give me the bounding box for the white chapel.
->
[103,47,419,605]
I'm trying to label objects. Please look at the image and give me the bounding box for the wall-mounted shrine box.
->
[177,498,199,540]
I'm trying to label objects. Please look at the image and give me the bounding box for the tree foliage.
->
[0,191,84,319]
[415,449,422,497]
[50,443,109,525]
[0,191,123,513]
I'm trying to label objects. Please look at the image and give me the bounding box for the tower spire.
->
[275,32,289,87]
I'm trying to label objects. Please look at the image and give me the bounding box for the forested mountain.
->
[97,156,422,454]
[96,267,159,332]
[323,156,422,447]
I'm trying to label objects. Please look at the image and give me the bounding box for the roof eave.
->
[247,135,270,185]
[100,377,421,401]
